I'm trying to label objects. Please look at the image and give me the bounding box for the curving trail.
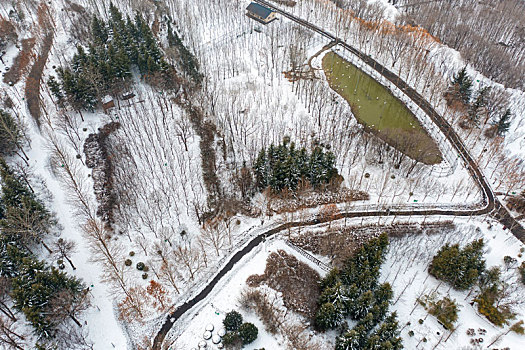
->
[152,3,525,348]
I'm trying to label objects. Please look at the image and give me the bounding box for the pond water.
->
[322,51,442,165]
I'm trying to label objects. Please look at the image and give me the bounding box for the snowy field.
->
[0,0,524,349]
[170,216,525,350]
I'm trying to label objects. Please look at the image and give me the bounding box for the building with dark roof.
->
[246,2,277,24]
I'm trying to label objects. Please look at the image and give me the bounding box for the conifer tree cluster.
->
[0,159,87,339]
[0,109,25,159]
[167,22,202,85]
[450,68,514,135]
[49,3,174,111]
[428,239,485,290]
[253,138,339,192]
[315,233,402,350]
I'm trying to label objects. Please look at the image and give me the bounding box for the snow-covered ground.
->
[172,216,525,350]
[1,0,524,348]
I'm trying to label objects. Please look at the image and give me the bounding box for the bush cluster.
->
[222,311,258,346]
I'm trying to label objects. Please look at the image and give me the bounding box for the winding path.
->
[151,3,525,348]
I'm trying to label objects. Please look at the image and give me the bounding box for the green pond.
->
[322,51,442,165]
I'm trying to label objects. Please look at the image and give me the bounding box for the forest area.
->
[0,0,524,349]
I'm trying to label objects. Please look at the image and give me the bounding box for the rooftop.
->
[246,2,274,19]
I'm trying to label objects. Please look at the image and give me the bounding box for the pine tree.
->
[452,66,473,104]
[0,110,24,158]
[238,322,258,344]
[336,325,368,350]
[495,108,512,135]
[367,313,402,349]
[429,239,485,290]
[315,302,344,331]
[46,76,64,106]
[91,16,108,45]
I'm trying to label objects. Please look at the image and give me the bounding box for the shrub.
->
[426,296,458,330]
[474,286,515,327]
[129,251,135,257]
[222,332,241,347]
[238,322,258,345]
[124,259,132,266]
[136,262,145,271]
[141,273,148,280]
[428,239,485,290]
[408,330,414,337]
[223,311,243,332]
[510,320,525,335]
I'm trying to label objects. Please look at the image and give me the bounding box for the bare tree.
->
[52,238,78,270]
[0,316,26,350]
[0,278,16,322]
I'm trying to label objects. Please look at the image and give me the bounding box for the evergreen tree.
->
[91,16,108,45]
[336,325,368,350]
[0,110,23,158]
[351,290,375,319]
[238,322,258,345]
[47,76,64,106]
[315,302,344,331]
[367,313,403,350]
[252,139,339,192]
[452,66,473,104]
[429,239,485,290]
[223,311,243,332]
[253,149,269,189]
[467,86,490,127]
[495,108,512,135]
[11,257,85,337]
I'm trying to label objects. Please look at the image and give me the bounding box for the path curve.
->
[152,3,525,348]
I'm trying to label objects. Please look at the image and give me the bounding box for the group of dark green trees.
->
[315,233,402,350]
[428,239,485,290]
[0,109,26,161]
[48,3,177,111]
[0,159,87,342]
[222,311,259,347]
[429,239,516,327]
[253,138,340,192]
[451,67,512,135]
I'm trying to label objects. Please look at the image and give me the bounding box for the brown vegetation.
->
[239,287,328,350]
[246,250,320,318]
[507,191,525,215]
[3,38,35,85]
[25,32,53,125]
[0,16,17,50]
[84,122,121,228]
[271,187,368,214]
[291,221,455,266]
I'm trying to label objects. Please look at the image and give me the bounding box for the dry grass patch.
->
[3,38,35,85]
[291,221,455,267]
[271,187,369,214]
[247,250,320,319]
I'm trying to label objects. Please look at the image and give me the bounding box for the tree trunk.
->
[65,255,77,270]
[0,301,17,321]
